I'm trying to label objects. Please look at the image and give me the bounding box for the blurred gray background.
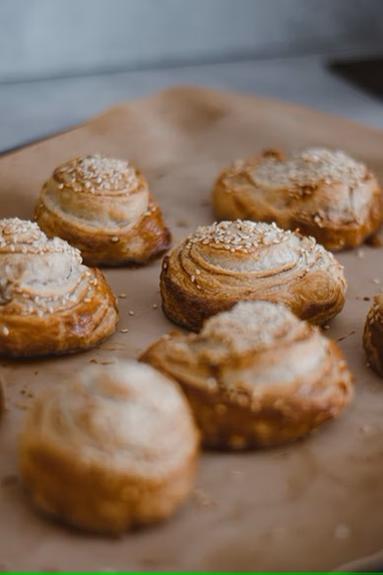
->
[1,0,383,151]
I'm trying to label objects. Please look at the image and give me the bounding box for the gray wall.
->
[1,0,383,82]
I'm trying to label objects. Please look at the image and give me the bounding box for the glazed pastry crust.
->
[363,294,383,376]
[0,267,117,358]
[213,148,383,251]
[0,219,118,358]
[35,155,171,266]
[20,362,199,534]
[160,220,346,331]
[142,301,353,449]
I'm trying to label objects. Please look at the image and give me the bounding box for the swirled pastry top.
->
[160,220,346,329]
[0,218,118,358]
[41,154,150,230]
[143,300,353,408]
[0,218,91,316]
[24,361,198,479]
[213,148,383,250]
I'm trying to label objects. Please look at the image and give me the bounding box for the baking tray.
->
[1,86,383,572]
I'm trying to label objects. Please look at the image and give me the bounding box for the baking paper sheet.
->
[1,86,383,571]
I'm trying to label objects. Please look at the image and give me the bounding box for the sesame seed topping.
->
[188,220,289,253]
[0,218,92,317]
[201,301,306,355]
[251,148,367,189]
[53,154,139,194]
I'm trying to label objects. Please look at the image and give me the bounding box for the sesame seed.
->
[111,236,119,243]
[251,148,367,190]
[2,326,9,336]
[53,154,138,194]
[120,328,129,333]
[0,218,94,318]
[119,293,127,299]
[128,310,135,316]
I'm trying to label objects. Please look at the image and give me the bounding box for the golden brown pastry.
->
[363,294,383,376]
[160,220,346,331]
[213,148,383,251]
[142,301,353,449]
[20,361,199,534]
[35,154,171,266]
[0,218,118,358]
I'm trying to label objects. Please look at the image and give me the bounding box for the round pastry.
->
[142,301,353,449]
[20,361,199,534]
[160,219,346,331]
[363,294,383,376]
[35,154,171,266]
[213,148,383,251]
[0,218,118,358]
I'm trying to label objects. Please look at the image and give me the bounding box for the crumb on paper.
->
[230,469,244,479]
[152,303,158,309]
[89,359,115,366]
[360,424,373,434]
[128,310,135,316]
[334,523,351,540]
[323,324,330,330]
[193,488,216,508]
[336,330,356,343]
[176,219,189,228]
[372,278,381,285]
[356,248,365,258]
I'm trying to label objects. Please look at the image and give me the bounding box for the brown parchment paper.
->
[1,86,383,572]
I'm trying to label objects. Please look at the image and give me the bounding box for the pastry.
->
[35,154,171,266]
[363,294,383,376]
[0,218,118,358]
[213,148,383,250]
[160,219,346,331]
[142,301,353,449]
[20,361,199,533]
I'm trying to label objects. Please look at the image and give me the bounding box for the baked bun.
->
[363,294,383,376]
[142,301,353,449]
[0,218,118,358]
[160,220,346,331]
[35,154,171,266]
[20,361,199,534]
[213,148,383,250]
